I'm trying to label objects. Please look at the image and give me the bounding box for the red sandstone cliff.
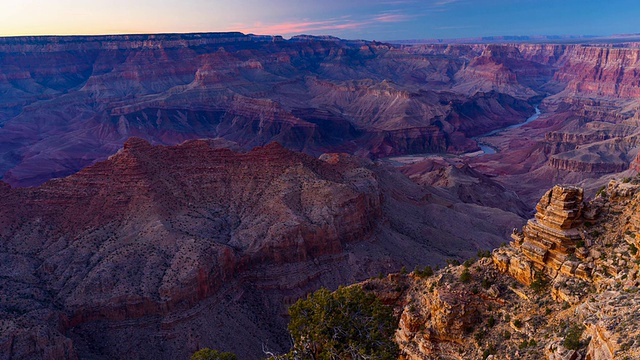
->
[0,138,522,359]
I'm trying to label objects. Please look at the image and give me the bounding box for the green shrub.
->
[513,319,522,328]
[563,324,585,350]
[460,269,472,283]
[487,315,496,328]
[530,272,549,293]
[481,278,492,289]
[191,349,237,360]
[286,286,398,359]
[463,258,476,268]
[447,259,461,266]
[415,265,434,278]
[482,344,496,359]
[477,250,492,258]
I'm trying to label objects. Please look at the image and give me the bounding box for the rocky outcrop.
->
[349,179,640,359]
[548,156,629,174]
[494,185,586,284]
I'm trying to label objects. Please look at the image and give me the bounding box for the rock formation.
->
[0,33,540,187]
[497,185,585,284]
[4,34,640,194]
[353,178,640,359]
[0,138,523,359]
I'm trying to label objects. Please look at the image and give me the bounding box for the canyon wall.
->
[5,34,640,188]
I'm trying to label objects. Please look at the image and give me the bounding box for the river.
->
[473,106,541,155]
[383,106,542,165]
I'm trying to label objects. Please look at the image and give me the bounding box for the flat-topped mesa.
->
[497,185,588,285]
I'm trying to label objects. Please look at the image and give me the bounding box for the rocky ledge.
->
[361,177,640,359]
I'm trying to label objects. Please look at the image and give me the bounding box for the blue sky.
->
[1,0,639,40]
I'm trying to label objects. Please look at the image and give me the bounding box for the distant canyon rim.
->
[1,32,640,206]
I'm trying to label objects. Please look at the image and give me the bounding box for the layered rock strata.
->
[356,179,640,359]
[494,185,587,285]
[0,138,523,359]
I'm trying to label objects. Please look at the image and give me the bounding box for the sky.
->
[1,0,639,41]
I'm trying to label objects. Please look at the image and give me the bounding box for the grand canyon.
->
[2,31,640,359]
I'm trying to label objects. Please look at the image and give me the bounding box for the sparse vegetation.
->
[447,259,461,266]
[474,329,485,344]
[481,277,492,289]
[513,319,522,328]
[414,265,434,278]
[463,258,476,268]
[563,323,585,350]
[530,271,549,293]
[191,348,238,360]
[477,250,492,258]
[482,344,496,359]
[286,286,399,359]
[460,269,472,283]
[487,315,495,328]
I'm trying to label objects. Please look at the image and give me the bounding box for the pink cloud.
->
[229,19,369,36]
[229,12,413,36]
[374,14,412,22]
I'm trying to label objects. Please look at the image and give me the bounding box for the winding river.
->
[383,106,543,165]
[474,106,541,155]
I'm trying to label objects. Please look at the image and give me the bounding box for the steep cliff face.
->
[361,179,640,359]
[554,46,640,98]
[0,139,523,359]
